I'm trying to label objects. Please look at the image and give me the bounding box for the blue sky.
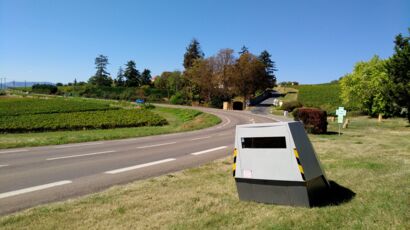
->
[0,0,409,84]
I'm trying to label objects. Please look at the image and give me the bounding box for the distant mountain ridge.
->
[1,81,55,88]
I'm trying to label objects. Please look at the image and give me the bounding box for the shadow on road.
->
[311,180,356,207]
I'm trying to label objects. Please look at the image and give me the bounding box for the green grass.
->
[0,106,220,149]
[292,83,342,114]
[1,117,408,229]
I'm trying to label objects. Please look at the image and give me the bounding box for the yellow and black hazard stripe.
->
[293,148,306,180]
[232,148,238,177]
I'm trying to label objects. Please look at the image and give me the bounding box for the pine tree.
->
[238,46,249,55]
[183,38,204,69]
[141,69,152,86]
[88,55,112,86]
[386,29,410,122]
[115,67,125,87]
[258,50,277,88]
[124,60,140,87]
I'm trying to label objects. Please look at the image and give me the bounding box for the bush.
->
[280,101,303,112]
[170,92,188,105]
[292,107,328,134]
[32,84,58,94]
[0,90,6,96]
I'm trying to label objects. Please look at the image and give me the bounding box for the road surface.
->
[0,106,276,215]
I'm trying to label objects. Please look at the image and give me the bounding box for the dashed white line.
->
[0,149,28,154]
[104,158,176,174]
[136,142,177,149]
[0,180,72,199]
[0,165,8,168]
[54,142,103,149]
[190,146,228,156]
[191,136,211,141]
[46,150,116,161]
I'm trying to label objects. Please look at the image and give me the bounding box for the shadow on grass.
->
[311,181,356,207]
[322,131,341,135]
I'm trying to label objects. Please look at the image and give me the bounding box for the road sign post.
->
[336,107,347,136]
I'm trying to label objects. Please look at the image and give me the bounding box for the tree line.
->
[84,39,277,108]
[153,39,277,107]
[340,29,410,122]
[88,55,152,87]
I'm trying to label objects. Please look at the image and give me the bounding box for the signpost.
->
[336,107,347,136]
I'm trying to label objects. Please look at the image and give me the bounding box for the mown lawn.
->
[0,117,408,229]
[0,106,220,149]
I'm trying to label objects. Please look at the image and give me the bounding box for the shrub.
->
[32,84,58,94]
[170,92,187,105]
[293,107,328,134]
[280,101,303,112]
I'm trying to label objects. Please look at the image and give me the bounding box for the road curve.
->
[0,105,276,215]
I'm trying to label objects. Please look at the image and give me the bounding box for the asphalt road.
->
[0,105,277,215]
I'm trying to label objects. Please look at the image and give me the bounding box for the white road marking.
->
[0,180,72,199]
[191,136,211,141]
[104,158,176,174]
[0,165,8,168]
[190,146,228,156]
[221,115,231,128]
[0,149,28,154]
[46,150,116,161]
[54,142,103,149]
[136,142,177,149]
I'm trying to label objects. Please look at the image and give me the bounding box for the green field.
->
[0,109,167,133]
[0,117,408,229]
[292,83,342,114]
[0,103,220,149]
[0,97,166,133]
[0,97,116,116]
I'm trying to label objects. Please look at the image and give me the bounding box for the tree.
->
[115,67,125,87]
[186,59,215,102]
[386,29,410,122]
[183,38,204,69]
[238,46,249,55]
[232,52,266,104]
[141,69,152,86]
[340,56,398,117]
[88,54,112,86]
[124,60,140,87]
[258,50,277,88]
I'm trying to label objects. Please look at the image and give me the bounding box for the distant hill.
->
[2,81,55,88]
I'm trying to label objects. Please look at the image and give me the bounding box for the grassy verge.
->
[1,117,409,229]
[0,107,220,149]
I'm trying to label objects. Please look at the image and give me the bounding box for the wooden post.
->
[378,113,382,122]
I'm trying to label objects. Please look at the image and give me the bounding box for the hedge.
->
[292,107,328,134]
